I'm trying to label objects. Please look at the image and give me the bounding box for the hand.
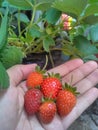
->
[0,59,98,130]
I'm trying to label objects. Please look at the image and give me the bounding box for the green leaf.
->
[7,0,54,10]
[36,0,55,11]
[7,0,33,10]
[0,62,9,90]
[1,46,24,69]
[89,24,98,42]
[0,8,8,50]
[2,1,18,14]
[88,0,98,4]
[45,8,61,24]
[73,35,98,56]
[43,36,55,52]
[52,0,88,17]
[62,43,82,57]
[0,8,6,15]
[83,54,98,62]
[0,0,3,6]
[84,3,98,18]
[83,15,98,25]
[15,13,30,23]
[2,0,10,7]
[29,25,42,38]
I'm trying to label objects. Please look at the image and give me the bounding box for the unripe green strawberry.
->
[56,83,78,117]
[39,101,56,124]
[41,73,62,99]
[24,89,43,115]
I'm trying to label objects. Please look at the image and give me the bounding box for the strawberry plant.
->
[2,0,60,54]
[1,0,98,90]
[0,3,24,90]
[52,0,98,61]
[2,0,98,63]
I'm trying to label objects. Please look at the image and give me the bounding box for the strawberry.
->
[24,89,43,115]
[41,73,62,99]
[56,83,79,117]
[26,66,45,89]
[38,100,56,123]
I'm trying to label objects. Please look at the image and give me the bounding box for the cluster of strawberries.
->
[61,13,74,30]
[24,66,79,124]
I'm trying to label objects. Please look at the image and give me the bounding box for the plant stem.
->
[30,6,36,26]
[24,0,36,28]
[42,55,48,70]
[8,37,19,41]
[49,51,55,68]
[17,10,21,38]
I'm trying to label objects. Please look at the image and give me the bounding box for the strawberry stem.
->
[42,55,48,71]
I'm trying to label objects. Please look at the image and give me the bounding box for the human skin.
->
[0,58,98,130]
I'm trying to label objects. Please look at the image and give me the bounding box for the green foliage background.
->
[1,0,98,89]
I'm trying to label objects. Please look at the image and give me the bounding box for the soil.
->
[22,50,66,70]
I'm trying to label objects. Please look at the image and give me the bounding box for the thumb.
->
[7,64,37,86]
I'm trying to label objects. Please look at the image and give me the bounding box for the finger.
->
[41,114,64,130]
[48,59,83,77]
[16,111,31,130]
[7,64,37,86]
[62,87,98,130]
[29,115,45,130]
[62,61,98,85]
[76,69,98,94]
[18,81,28,93]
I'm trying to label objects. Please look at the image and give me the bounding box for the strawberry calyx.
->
[27,83,41,90]
[41,96,55,104]
[35,65,46,75]
[47,72,61,81]
[62,82,80,96]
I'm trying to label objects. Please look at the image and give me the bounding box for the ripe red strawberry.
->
[24,89,43,115]
[56,83,79,117]
[26,66,45,89]
[38,101,56,124]
[41,73,62,99]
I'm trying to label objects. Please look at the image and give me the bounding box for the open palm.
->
[0,59,98,130]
